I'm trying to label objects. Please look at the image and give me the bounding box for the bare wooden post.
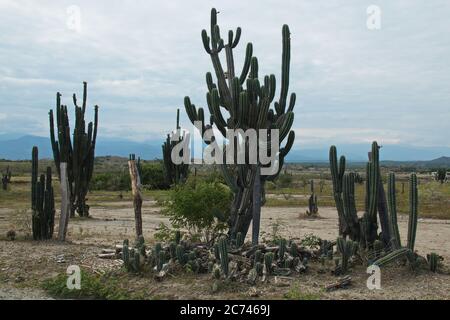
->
[58,162,70,241]
[128,158,143,237]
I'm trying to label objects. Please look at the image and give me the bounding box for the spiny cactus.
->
[121,238,145,273]
[289,242,298,257]
[336,237,356,274]
[388,173,402,249]
[427,252,439,273]
[162,108,189,185]
[264,252,274,275]
[278,238,287,260]
[176,244,186,265]
[183,8,296,243]
[31,146,55,240]
[49,82,98,217]
[218,237,229,276]
[407,174,418,251]
[330,142,391,248]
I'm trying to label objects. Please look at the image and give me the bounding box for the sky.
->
[0,0,449,150]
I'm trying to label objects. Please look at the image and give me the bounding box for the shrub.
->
[162,179,232,241]
[140,162,170,189]
[90,172,130,191]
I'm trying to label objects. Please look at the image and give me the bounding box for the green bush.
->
[162,179,232,240]
[140,162,170,189]
[90,172,130,191]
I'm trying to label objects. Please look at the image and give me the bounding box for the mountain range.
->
[1,135,450,165]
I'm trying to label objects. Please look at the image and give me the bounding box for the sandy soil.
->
[0,202,449,300]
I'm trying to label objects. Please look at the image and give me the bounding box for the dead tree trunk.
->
[58,162,70,241]
[128,158,143,238]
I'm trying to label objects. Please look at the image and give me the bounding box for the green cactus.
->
[49,82,98,217]
[218,237,229,276]
[162,108,189,186]
[264,252,274,275]
[372,247,410,267]
[183,8,296,243]
[278,238,287,260]
[157,251,165,272]
[289,242,298,257]
[169,242,177,260]
[306,180,319,216]
[336,237,355,274]
[31,146,55,240]
[407,174,418,252]
[176,245,186,265]
[254,249,262,265]
[255,262,263,276]
[330,142,390,248]
[388,173,402,249]
[427,252,439,273]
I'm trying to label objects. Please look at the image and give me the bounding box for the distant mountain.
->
[1,135,449,163]
[0,135,162,160]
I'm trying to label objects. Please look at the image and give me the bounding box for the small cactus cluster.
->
[162,108,189,186]
[49,82,98,217]
[122,237,146,273]
[427,252,441,273]
[334,237,358,275]
[31,146,55,240]
[1,166,11,191]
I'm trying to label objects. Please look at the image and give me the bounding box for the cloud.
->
[0,0,449,149]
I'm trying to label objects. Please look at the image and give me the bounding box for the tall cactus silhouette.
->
[31,146,55,240]
[162,108,189,185]
[183,8,296,242]
[49,82,98,217]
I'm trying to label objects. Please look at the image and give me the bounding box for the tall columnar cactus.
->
[218,237,229,276]
[330,142,389,248]
[31,146,55,240]
[306,180,318,216]
[387,173,401,249]
[162,108,189,185]
[407,173,418,251]
[372,173,420,268]
[183,8,296,243]
[49,82,98,217]
[329,146,348,236]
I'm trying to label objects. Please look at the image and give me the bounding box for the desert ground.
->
[0,196,449,300]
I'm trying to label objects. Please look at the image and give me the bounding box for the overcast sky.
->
[0,0,449,148]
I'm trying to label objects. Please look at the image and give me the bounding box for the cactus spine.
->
[49,82,98,217]
[183,8,296,243]
[31,146,55,240]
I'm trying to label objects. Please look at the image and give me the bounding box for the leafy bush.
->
[162,179,232,241]
[276,172,293,188]
[90,172,130,191]
[140,162,170,189]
